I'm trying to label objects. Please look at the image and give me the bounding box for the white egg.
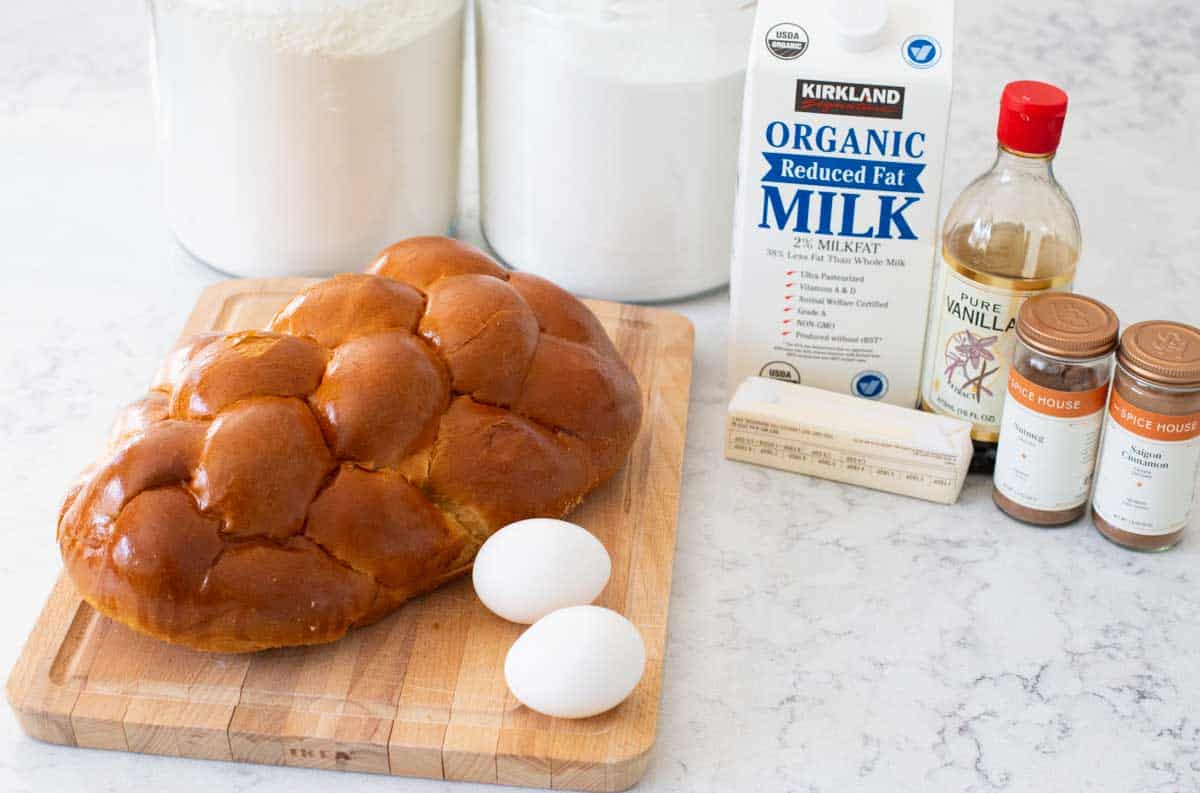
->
[472,518,611,624]
[505,606,646,719]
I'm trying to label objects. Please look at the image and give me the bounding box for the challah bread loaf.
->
[57,237,642,652]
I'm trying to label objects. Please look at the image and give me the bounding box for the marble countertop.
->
[3,0,1199,791]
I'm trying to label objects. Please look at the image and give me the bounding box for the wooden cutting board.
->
[7,277,694,792]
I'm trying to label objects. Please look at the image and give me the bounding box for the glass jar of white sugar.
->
[149,0,465,277]
[476,0,756,302]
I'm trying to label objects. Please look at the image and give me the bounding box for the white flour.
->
[476,0,755,302]
[152,0,464,276]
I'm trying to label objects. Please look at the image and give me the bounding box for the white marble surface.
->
[3,0,1200,791]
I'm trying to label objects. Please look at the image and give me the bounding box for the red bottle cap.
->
[996,80,1069,155]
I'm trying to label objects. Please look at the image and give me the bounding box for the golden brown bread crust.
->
[57,237,642,652]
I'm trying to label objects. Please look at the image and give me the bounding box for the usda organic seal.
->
[765,23,809,60]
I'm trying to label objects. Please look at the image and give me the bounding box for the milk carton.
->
[728,0,954,407]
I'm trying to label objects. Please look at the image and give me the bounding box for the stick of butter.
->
[726,377,973,505]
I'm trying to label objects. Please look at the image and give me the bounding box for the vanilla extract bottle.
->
[920,80,1081,473]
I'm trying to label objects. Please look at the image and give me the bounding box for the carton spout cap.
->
[829,0,889,52]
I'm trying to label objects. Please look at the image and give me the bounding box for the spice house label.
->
[994,368,1107,511]
[1092,391,1200,536]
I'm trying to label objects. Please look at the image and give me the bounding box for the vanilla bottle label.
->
[1092,392,1200,536]
[921,254,1071,440]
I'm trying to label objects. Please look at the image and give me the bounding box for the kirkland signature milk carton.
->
[728,0,954,407]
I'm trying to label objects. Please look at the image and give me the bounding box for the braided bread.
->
[57,237,642,652]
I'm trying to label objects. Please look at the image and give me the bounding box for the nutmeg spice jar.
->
[1091,321,1200,551]
[993,293,1119,525]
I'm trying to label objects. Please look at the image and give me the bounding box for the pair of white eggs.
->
[472,518,646,720]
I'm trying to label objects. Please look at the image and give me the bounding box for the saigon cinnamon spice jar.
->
[993,293,1119,525]
[1092,321,1200,551]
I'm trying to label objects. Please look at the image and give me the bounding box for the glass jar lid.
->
[1016,292,1119,359]
[1118,320,1200,387]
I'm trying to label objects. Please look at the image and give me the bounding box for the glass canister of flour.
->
[475,0,755,302]
[149,0,464,277]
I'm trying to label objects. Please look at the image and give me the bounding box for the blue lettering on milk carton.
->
[728,0,955,408]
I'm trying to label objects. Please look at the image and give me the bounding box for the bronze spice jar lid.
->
[1016,292,1120,359]
[1117,320,1200,387]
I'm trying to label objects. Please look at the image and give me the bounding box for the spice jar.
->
[1091,321,1200,551]
[993,293,1118,525]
